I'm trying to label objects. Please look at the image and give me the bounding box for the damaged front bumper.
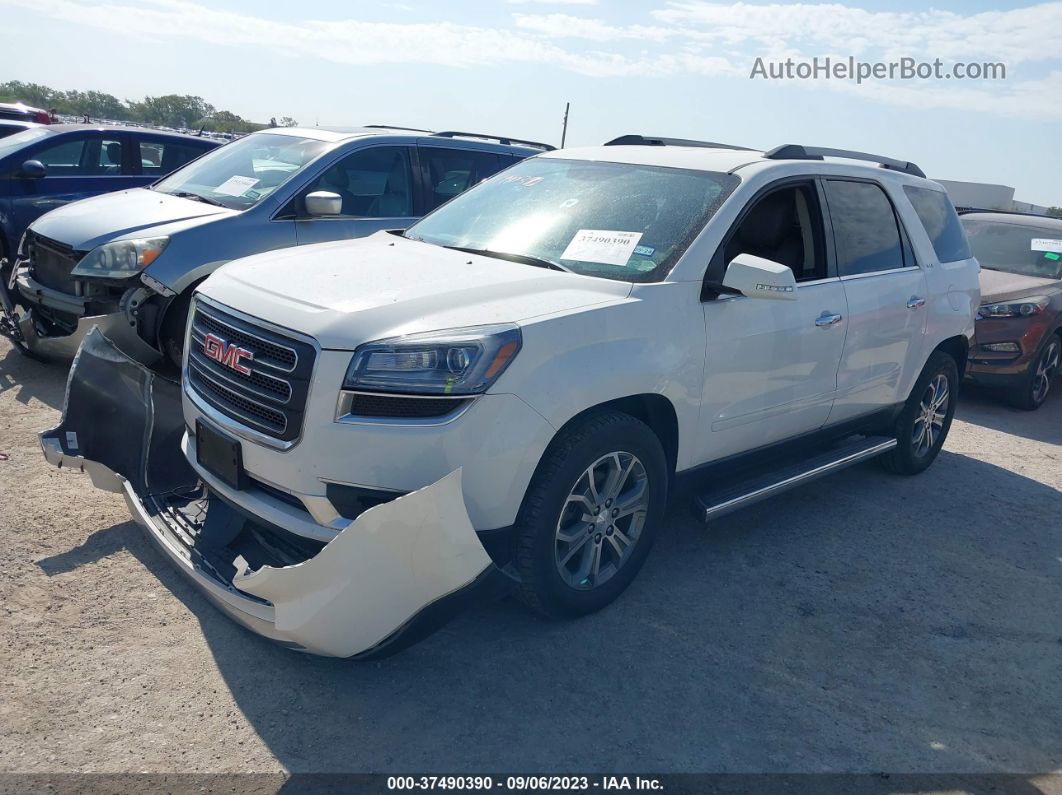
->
[40,330,514,658]
[9,268,160,363]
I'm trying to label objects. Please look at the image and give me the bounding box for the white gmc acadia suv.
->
[42,136,980,658]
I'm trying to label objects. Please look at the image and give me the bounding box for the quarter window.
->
[904,185,971,262]
[824,180,905,276]
[301,146,413,218]
[420,148,501,210]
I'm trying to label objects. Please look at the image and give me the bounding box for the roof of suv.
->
[544,142,931,183]
[266,125,553,154]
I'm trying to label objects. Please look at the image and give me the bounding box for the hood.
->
[29,188,234,251]
[978,268,1060,304]
[199,232,634,350]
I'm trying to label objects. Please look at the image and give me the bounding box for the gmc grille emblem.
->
[203,333,254,376]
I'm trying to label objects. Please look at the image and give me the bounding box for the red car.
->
[0,101,51,125]
[962,211,1062,410]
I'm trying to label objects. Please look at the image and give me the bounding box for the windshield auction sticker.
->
[215,175,260,196]
[561,230,643,266]
[1031,238,1062,252]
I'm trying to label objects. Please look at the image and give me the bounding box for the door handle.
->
[815,312,843,327]
[907,296,926,309]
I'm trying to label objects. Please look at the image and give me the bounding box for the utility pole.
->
[560,102,570,148]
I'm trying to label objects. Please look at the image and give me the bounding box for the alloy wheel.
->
[1032,339,1060,405]
[912,373,949,458]
[554,451,649,590]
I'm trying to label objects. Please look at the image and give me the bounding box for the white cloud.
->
[651,1,1062,64]
[506,0,598,5]
[513,13,674,42]
[2,0,1059,118]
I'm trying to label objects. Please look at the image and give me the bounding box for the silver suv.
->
[7,126,549,365]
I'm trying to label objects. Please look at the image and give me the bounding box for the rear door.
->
[291,144,419,245]
[823,178,928,424]
[7,131,141,239]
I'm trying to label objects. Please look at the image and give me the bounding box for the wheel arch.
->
[551,393,680,478]
[933,335,970,379]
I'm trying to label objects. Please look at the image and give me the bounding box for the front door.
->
[9,132,140,237]
[699,182,848,462]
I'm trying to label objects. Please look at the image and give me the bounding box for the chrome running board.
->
[695,436,897,522]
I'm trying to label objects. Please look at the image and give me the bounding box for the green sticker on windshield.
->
[1044,252,1061,261]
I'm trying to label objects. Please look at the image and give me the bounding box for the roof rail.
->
[604,134,754,152]
[364,124,435,133]
[431,131,555,151]
[764,144,926,178]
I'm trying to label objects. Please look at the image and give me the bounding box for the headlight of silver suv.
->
[70,237,169,279]
[977,296,1048,318]
[343,324,522,395]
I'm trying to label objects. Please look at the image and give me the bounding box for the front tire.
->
[159,291,193,370]
[513,411,668,619]
[1008,333,1060,411]
[880,350,959,476]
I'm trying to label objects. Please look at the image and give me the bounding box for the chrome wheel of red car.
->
[1031,337,1060,406]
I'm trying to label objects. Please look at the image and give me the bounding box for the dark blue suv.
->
[0,123,218,264]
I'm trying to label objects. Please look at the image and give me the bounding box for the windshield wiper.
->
[169,190,225,207]
[443,246,573,273]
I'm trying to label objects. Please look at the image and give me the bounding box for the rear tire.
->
[880,350,958,476]
[1007,333,1060,411]
[513,411,668,619]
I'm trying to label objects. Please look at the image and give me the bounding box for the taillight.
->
[33,110,51,124]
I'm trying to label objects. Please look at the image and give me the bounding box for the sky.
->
[2,0,1060,205]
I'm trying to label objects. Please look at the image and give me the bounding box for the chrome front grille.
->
[27,231,83,293]
[186,300,317,443]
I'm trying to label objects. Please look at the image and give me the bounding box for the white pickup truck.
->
[42,136,980,658]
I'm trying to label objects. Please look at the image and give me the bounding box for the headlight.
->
[977,296,1048,319]
[70,237,169,279]
[343,324,522,395]
[16,232,28,259]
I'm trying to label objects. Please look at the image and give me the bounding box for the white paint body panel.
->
[699,279,849,461]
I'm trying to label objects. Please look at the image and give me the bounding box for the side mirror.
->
[305,190,342,217]
[721,253,798,300]
[20,159,47,178]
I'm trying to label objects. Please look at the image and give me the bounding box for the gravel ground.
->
[1,334,1060,778]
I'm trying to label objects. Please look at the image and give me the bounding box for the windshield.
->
[153,132,331,210]
[962,218,1062,280]
[403,157,739,282]
[0,127,52,161]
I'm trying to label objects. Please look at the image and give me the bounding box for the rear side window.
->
[903,185,971,262]
[96,139,123,174]
[420,148,501,210]
[824,180,905,276]
[140,141,205,176]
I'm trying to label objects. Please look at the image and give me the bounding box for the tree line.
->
[0,81,297,134]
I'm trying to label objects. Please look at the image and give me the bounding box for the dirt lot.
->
[1,334,1060,777]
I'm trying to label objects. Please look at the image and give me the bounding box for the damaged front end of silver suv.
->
[40,329,514,658]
